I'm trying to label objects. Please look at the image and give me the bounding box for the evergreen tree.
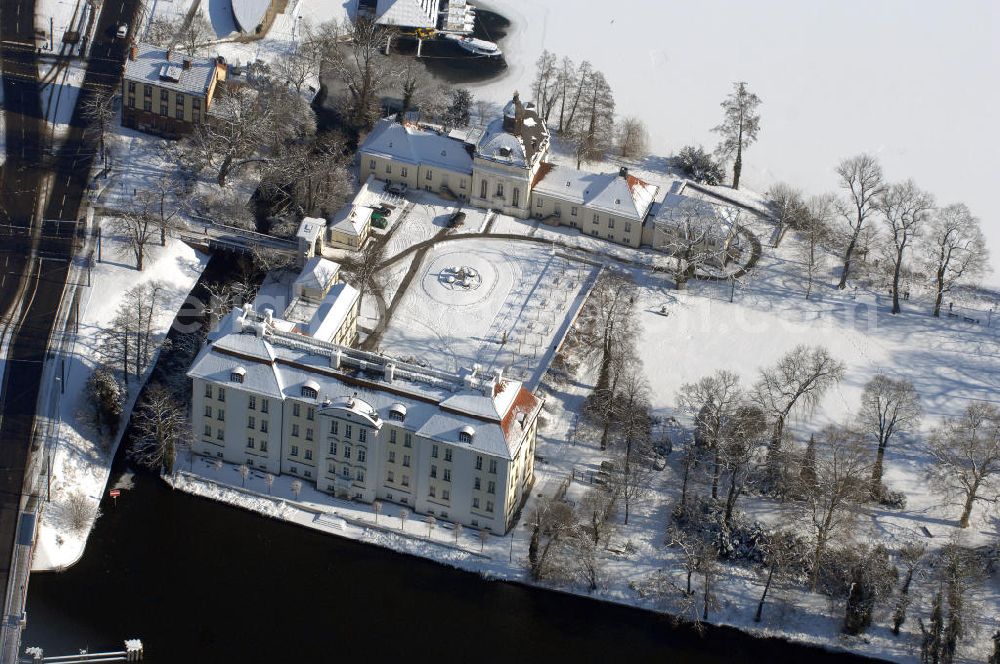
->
[446,89,473,127]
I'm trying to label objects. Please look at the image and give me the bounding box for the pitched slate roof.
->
[123,42,219,97]
[360,119,474,174]
[374,0,437,29]
[533,165,659,221]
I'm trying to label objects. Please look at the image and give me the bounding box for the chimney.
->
[166,49,172,61]
[619,166,629,179]
[384,363,395,382]
[129,45,137,60]
[183,58,192,70]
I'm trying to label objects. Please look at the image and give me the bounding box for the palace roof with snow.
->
[534,165,659,221]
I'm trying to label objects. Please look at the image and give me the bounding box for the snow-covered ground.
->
[469,0,1000,284]
[32,225,209,571]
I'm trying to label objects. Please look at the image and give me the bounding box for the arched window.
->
[459,425,475,444]
[230,366,246,383]
[301,379,320,399]
[389,403,407,422]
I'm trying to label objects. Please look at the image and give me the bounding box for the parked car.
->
[385,182,407,195]
[116,23,129,38]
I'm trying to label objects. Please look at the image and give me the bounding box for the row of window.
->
[127,82,201,108]
[126,97,201,121]
[328,442,366,463]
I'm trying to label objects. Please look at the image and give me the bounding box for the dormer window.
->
[230,367,246,383]
[301,379,320,399]
[459,425,475,444]
[389,403,407,422]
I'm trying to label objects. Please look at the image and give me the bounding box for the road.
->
[0,0,141,653]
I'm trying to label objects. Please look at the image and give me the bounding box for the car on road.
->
[116,24,129,38]
[385,182,407,195]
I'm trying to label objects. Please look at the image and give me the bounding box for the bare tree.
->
[527,496,575,580]
[373,499,382,525]
[769,183,810,231]
[929,401,1000,528]
[291,479,302,499]
[178,13,213,57]
[923,203,990,317]
[558,59,590,134]
[920,542,979,664]
[606,446,653,526]
[265,473,275,495]
[424,515,436,538]
[713,82,761,190]
[858,374,922,488]
[799,425,869,591]
[753,345,846,458]
[577,486,616,546]
[720,404,768,527]
[146,16,177,47]
[82,89,116,166]
[566,529,603,592]
[262,132,353,218]
[891,542,926,635]
[616,117,648,159]
[576,69,615,164]
[843,542,897,635]
[64,492,101,533]
[676,369,744,500]
[110,196,160,271]
[453,523,463,545]
[655,197,726,289]
[754,529,798,622]
[531,50,560,122]
[478,528,488,552]
[319,19,394,131]
[271,34,323,95]
[129,383,188,473]
[797,194,834,299]
[341,241,385,310]
[877,180,935,314]
[399,507,409,530]
[239,463,250,488]
[835,154,885,289]
[573,271,637,391]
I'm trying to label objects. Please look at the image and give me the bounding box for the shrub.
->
[676,145,724,185]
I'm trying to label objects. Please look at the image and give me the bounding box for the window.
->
[203,424,211,437]
[385,164,392,174]
[431,444,438,459]
[218,388,225,402]
[489,459,497,474]
[293,403,300,417]
[192,110,200,122]
[593,213,599,224]
[512,188,520,207]
[460,431,473,444]
[356,469,365,482]
[176,93,184,105]
[204,405,212,418]
[127,96,135,108]
[404,434,412,448]
[329,442,337,456]
[624,222,631,233]
[160,104,168,116]
[387,471,395,483]
[608,218,616,229]
[344,446,351,460]
[554,204,561,217]
[261,400,269,414]
[459,179,466,189]
[260,440,267,453]
[192,98,201,109]
[536,198,543,208]
[290,467,297,474]
[442,489,450,500]
[444,448,452,462]
[291,446,299,456]
[292,424,300,437]
[329,463,337,474]
[488,481,496,494]
[144,85,152,97]
[305,470,312,478]
[486,501,494,513]
[475,455,483,470]
[429,486,436,498]
[345,425,352,440]
[480,179,487,198]
[330,420,339,435]
[175,108,183,120]
[248,396,256,410]
[216,428,224,440]
[443,469,451,482]
[128,81,136,93]
[389,408,405,422]
[402,455,410,468]
[204,384,212,398]
[495,183,504,198]
[358,449,366,463]
[474,477,481,490]
[369,159,376,169]
[247,416,255,429]
[388,451,395,463]
[389,430,397,443]
[306,428,313,442]
[425,169,433,181]
[430,465,437,479]
[260,420,268,433]
[143,99,152,112]
[400,167,408,177]
[217,409,225,421]
[305,449,313,460]
[401,475,409,487]
[301,385,318,399]
[571,206,578,217]
[359,428,367,443]
[307,407,315,421]
[160,89,168,101]
[247,437,255,449]
[473,497,480,509]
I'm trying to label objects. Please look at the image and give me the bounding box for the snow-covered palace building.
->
[188,303,542,534]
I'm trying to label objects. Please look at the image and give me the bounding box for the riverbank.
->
[166,457,895,663]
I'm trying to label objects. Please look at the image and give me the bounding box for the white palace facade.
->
[188,303,542,535]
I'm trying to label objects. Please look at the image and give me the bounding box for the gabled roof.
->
[123,42,219,97]
[360,119,473,175]
[533,165,659,221]
[307,282,360,342]
[294,257,340,294]
[374,0,437,29]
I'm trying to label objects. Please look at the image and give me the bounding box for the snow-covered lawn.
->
[32,225,209,571]
[377,236,598,388]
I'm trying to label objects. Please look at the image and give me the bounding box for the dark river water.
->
[20,255,881,662]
